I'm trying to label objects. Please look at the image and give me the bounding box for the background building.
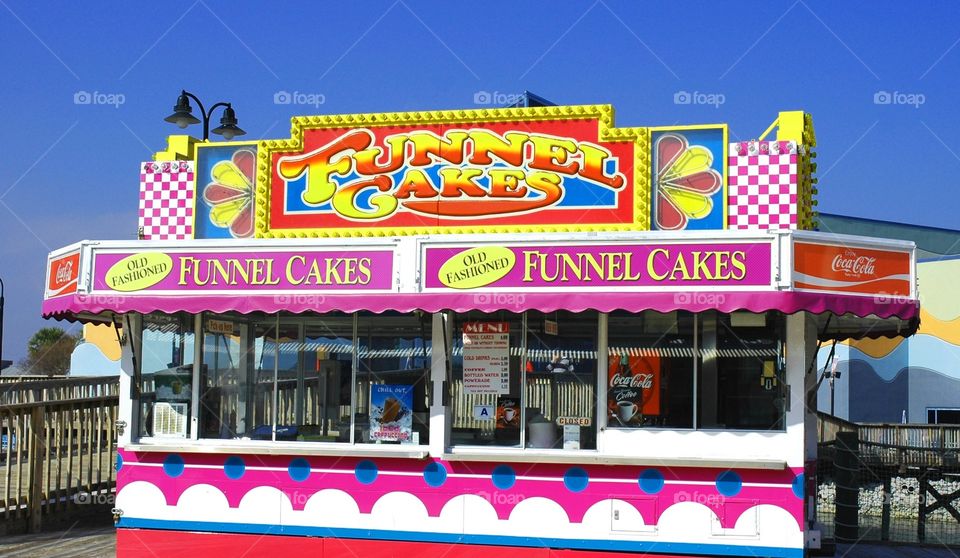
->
[817,213,960,423]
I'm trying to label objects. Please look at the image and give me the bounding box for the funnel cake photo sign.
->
[256,105,654,237]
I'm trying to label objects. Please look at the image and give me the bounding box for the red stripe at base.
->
[116,529,703,558]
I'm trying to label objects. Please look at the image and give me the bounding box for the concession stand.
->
[41,104,919,558]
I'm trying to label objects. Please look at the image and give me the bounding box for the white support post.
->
[117,313,138,446]
[429,312,450,457]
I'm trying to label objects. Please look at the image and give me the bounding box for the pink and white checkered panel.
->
[727,141,798,230]
[138,161,195,240]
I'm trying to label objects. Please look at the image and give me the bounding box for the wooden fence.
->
[0,377,118,533]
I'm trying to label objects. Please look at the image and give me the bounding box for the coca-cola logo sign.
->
[47,251,80,297]
[831,252,877,278]
[607,356,661,425]
[54,260,75,287]
[610,372,655,390]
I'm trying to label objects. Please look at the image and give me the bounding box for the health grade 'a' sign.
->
[259,105,650,237]
[424,242,772,290]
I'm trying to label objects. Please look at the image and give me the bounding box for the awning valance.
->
[41,230,919,340]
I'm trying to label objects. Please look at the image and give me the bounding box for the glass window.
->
[450,310,599,450]
[263,322,302,440]
[525,311,598,450]
[198,316,243,438]
[451,311,525,447]
[698,311,786,431]
[138,313,194,438]
[607,310,695,429]
[356,312,431,445]
[300,314,354,442]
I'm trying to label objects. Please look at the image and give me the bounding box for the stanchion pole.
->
[835,431,860,543]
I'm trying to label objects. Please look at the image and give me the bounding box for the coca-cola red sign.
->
[793,241,912,297]
[607,355,660,427]
[46,250,80,298]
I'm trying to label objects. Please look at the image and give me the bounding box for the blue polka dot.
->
[288,458,311,482]
[224,456,245,480]
[564,467,589,493]
[115,453,123,472]
[792,473,804,499]
[638,469,664,494]
[716,470,742,497]
[491,465,516,490]
[163,454,184,478]
[423,462,447,487]
[355,460,378,485]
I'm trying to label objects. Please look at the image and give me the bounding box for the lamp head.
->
[163,91,200,129]
[211,105,246,140]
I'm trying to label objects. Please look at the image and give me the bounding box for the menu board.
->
[462,322,510,394]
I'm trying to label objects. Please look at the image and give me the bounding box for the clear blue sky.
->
[1,1,958,362]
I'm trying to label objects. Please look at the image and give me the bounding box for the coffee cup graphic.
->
[617,401,638,423]
[504,407,516,423]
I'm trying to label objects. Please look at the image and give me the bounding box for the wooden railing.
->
[818,412,960,468]
[0,376,119,406]
[0,379,118,533]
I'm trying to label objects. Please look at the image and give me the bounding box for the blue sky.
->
[1,1,959,361]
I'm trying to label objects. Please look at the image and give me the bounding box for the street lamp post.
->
[164,90,246,141]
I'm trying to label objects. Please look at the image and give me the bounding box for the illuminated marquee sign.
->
[423,241,772,291]
[258,105,651,237]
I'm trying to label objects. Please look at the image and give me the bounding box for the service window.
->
[698,311,786,431]
[525,310,598,450]
[355,312,432,445]
[450,311,525,447]
[450,310,599,450]
[607,310,695,429]
[137,313,195,439]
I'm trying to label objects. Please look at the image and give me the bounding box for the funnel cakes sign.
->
[258,105,657,237]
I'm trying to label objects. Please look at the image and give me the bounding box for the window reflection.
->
[698,311,785,431]
[607,311,695,429]
[356,312,431,445]
[138,313,194,439]
[525,311,597,450]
